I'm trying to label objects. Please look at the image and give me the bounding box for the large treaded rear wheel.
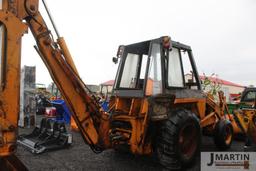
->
[156,109,201,170]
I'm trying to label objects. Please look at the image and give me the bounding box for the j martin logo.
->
[207,152,250,168]
[201,152,256,171]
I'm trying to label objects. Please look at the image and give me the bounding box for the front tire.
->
[156,109,201,170]
[214,119,233,150]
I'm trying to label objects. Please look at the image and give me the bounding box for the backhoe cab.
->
[113,36,201,97]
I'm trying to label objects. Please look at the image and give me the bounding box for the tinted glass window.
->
[168,48,183,87]
[146,43,162,95]
[119,53,140,88]
[181,50,198,90]
[243,91,256,102]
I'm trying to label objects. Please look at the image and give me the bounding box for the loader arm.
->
[0,0,110,162]
[25,6,110,152]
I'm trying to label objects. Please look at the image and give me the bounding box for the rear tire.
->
[156,109,201,170]
[214,119,233,150]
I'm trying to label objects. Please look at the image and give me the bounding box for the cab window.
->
[167,48,184,87]
[146,43,162,95]
[119,53,140,88]
[181,50,199,90]
[243,91,256,102]
[117,41,150,89]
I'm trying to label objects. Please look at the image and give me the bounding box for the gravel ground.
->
[16,116,245,171]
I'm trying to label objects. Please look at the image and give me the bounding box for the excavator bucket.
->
[18,118,72,154]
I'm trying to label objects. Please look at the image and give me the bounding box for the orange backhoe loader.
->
[0,0,237,170]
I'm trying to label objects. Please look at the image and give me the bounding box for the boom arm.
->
[25,4,108,151]
[0,0,110,159]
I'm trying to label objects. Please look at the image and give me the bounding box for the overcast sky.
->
[21,0,256,87]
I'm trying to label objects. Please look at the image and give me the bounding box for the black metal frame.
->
[112,37,202,98]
